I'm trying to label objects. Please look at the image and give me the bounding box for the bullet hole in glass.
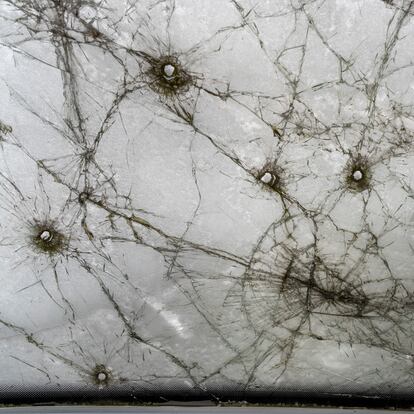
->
[30,221,67,255]
[260,172,274,184]
[145,55,193,97]
[258,165,284,192]
[352,170,363,181]
[92,364,111,387]
[97,371,107,382]
[345,156,371,192]
[162,63,177,80]
[40,230,53,242]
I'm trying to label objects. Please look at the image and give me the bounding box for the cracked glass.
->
[0,0,413,405]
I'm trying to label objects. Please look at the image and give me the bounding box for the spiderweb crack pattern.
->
[0,0,413,395]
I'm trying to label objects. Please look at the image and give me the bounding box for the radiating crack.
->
[0,0,413,398]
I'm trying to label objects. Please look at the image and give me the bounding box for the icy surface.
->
[0,0,413,397]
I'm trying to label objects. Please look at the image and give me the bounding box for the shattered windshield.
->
[0,0,413,406]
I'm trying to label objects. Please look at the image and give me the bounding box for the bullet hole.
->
[145,55,193,97]
[98,372,107,381]
[344,155,371,192]
[92,364,111,387]
[162,63,177,80]
[40,230,53,242]
[257,164,284,193]
[352,170,363,181]
[30,220,67,255]
[260,171,277,186]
